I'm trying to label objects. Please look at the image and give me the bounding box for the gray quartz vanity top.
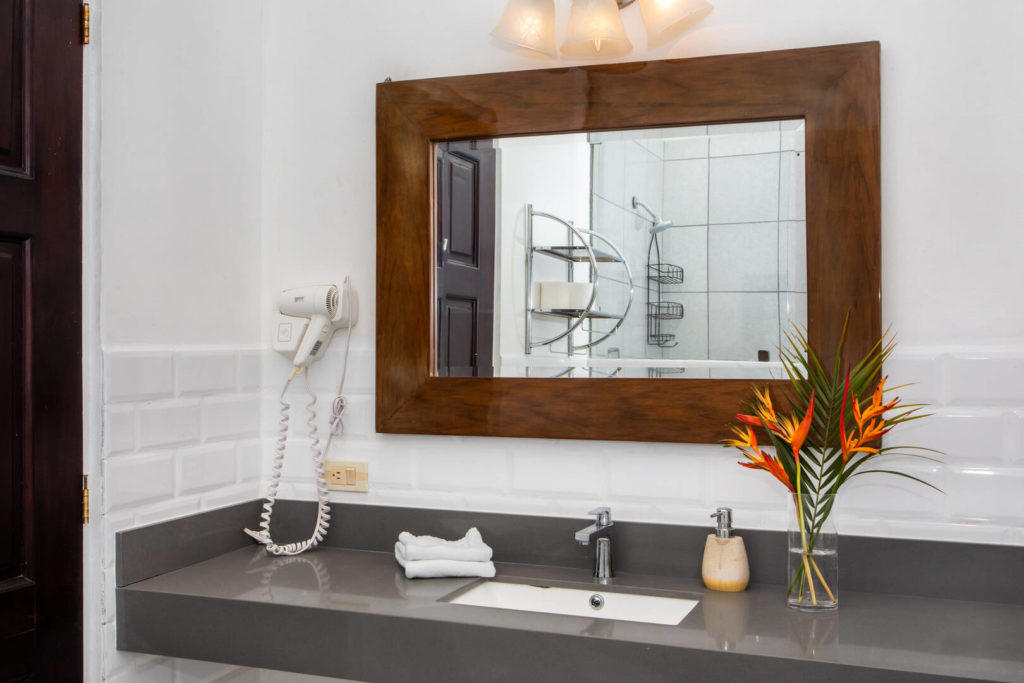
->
[119,546,1024,682]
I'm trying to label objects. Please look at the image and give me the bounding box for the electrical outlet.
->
[325,460,368,492]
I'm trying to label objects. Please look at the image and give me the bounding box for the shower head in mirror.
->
[632,196,675,234]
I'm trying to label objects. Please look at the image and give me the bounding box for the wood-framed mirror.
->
[376,42,880,443]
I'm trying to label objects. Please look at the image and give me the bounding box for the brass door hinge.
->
[82,475,90,525]
[81,4,90,45]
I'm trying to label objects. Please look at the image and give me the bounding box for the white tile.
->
[884,353,948,406]
[175,351,237,396]
[102,565,117,625]
[662,158,708,227]
[104,405,135,456]
[709,121,780,157]
[705,456,790,509]
[200,481,261,510]
[708,293,780,362]
[138,400,201,449]
[623,142,653,218]
[338,347,375,396]
[512,448,605,497]
[836,463,944,518]
[709,153,780,224]
[607,448,703,502]
[886,409,1010,465]
[130,658,175,683]
[133,496,201,526]
[417,445,509,492]
[948,468,1024,522]
[101,622,134,678]
[708,222,779,292]
[202,394,261,441]
[103,511,134,569]
[660,225,707,292]
[237,350,262,392]
[778,151,806,221]
[105,351,174,402]
[947,355,1024,405]
[780,119,806,152]
[103,453,175,512]
[662,125,709,160]
[178,443,237,494]
[236,439,263,482]
[330,439,415,488]
[778,220,807,292]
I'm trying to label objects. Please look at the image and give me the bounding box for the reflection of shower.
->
[633,196,684,349]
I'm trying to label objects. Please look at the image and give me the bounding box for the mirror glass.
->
[434,120,807,379]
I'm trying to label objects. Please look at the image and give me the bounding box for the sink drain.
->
[589,594,604,610]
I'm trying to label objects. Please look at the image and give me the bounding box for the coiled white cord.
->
[244,299,354,556]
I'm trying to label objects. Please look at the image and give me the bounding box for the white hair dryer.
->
[278,282,356,367]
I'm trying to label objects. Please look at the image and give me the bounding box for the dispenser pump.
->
[711,507,733,539]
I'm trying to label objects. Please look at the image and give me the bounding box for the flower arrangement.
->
[724,322,939,608]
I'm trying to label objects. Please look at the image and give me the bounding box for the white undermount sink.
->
[447,580,699,626]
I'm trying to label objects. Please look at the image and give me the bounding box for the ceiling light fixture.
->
[491,0,713,60]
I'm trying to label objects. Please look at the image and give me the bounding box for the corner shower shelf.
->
[647,263,684,285]
[525,205,634,355]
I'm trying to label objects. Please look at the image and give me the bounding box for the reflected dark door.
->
[436,141,496,377]
[0,1,83,680]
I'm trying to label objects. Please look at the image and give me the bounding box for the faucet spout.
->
[574,507,613,545]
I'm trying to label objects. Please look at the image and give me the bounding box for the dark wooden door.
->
[435,141,496,377]
[0,1,83,680]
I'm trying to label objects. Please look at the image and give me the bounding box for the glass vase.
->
[787,492,838,611]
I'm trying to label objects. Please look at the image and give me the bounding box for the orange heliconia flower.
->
[839,375,897,462]
[788,391,815,459]
[724,424,795,492]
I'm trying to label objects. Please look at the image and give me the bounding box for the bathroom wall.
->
[260,0,1024,543]
[87,0,1024,681]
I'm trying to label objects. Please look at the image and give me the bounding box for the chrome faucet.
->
[575,507,614,584]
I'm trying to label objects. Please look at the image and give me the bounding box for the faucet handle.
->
[587,507,612,526]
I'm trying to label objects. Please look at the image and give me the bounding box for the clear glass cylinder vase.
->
[787,492,838,611]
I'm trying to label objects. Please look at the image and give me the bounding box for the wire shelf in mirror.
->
[647,302,684,320]
[647,263,684,285]
[530,308,625,320]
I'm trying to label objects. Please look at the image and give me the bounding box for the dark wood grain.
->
[0,0,83,680]
[376,42,881,444]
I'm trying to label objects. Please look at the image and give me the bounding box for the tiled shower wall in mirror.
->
[590,120,807,378]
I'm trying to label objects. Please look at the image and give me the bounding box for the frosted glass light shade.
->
[561,0,633,59]
[637,0,713,48]
[491,0,557,58]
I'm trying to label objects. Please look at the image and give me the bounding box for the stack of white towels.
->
[394,527,496,579]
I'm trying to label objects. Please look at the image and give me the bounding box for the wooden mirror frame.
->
[376,42,880,443]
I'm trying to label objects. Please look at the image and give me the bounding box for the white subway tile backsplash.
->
[948,468,1024,522]
[104,453,175,511]
[607,448,704,502]
[417,443,510,492]
[237,439,263,482]
[202,394,261,441]
[133,496,201,527]
[178,444,237,494]
[175,351,237,396]
[705,457,788,509]
[887,409,1010,465]
[138,400,202,449]
[106,351,174,402]
[884,353,948,405]
[513,449,605,497]
[947,355,1024,405]
[200,481,262,511]
[237,350,262,392]
[836,463,944,518]
[104,405,135,456]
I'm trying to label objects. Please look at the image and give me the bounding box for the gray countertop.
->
[118,545,1024,682]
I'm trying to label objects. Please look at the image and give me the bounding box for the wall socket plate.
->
[325,460,368,492]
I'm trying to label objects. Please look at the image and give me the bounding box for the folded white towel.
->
[396,527,493,562]
[394,544,496,579]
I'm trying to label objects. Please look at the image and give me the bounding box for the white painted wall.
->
[86,0,1024,681]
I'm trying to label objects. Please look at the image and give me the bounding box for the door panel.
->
[0,1,83,680]
[435,141,496,377]
[0,0,28,175]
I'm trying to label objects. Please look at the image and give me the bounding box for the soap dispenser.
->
[702,507,749,592]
